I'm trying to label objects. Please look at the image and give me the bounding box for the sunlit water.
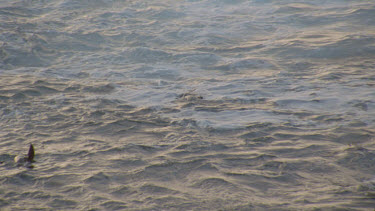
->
[1,0,375,210]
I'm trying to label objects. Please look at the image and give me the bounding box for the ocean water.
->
[1,0,375,210]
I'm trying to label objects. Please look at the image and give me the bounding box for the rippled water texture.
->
[1,0,375,210]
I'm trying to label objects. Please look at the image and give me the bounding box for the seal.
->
[14,144,35,167]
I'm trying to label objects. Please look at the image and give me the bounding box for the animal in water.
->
[14,144,35,167]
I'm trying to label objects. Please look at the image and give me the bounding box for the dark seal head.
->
[14,144,35,167]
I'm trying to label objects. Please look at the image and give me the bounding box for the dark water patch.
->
[343,197,375,210]
[0,153,14,165]
[39,174,79,189]
[34,85,59,94]
[22,89,42,96]
[227,203,257,211]
[282,13,340,27]
[100,201,127,210]
[240,128,277,145]
[194,162,219,172]
[210,58,277,72]
[357,178,375,192]
[350,100,370,112]
[174,141,228,151]
[196,44,265,54]
[274,4,316,14]
[95,119,137,135]
[337,147,375,174]
[61,185,87,198]
[3,48,48,67]
[19,190,51,201]
[283,159,337,173]
[45,113,68,123]
[171,119,200,130]
[0,6,40,18]
[84,172,112,192]
[150,9,186,20]
[127,144,168,155]
[159,107,181,114]
[70,32,106,45]
[84,172,111,184]
[82,83,115,94]
[48,198,77,209]
[96,144,167,158]
[176,92,204,102]
[136,159,207,181]
[311,114,345,124]
[357,179,375,208]
[272,132,298,140]
[192,177,237,190]
[140,184,179,195]
[240,130,269,140]
[244,122,275,130]
[225,172,276,191]
[146,196,190,210]
[312,35,375,59]
[268,35,375,60]
[99,10,135,19]
[171,142,229,157]
[348,7,375,25]
[91,98,123,109]
[88,99,122,109]
[129,107,158,116]
[116,104,136,111]
[0,198,10,207]
[104,71,126,79]
[174,53,220,66]
[245,136,276,146]
[63,84,82,92]
[0,79,61,101]
[299,133,327,141]
[318,72,344,81]
[3,191,19,200]
[88,110,106,118]
[58,0,113,10]
[262,171,304,185]
[274,99,321,109]
[213,0,247,5]
[335,132,373,145]
[223,154,277,167]
[3,171,35,186]
[347,120,368,128]
[111,186,138,197]
[129,66,181,80]
[258,160,285,172]
[95,146,128,156]
[222,97,269,105]
[123,47,172,63]
[0,95,10,101]
[11,92,28,101]
[265,144,333,158]
[48,36,102,51]
[194,105,225,112]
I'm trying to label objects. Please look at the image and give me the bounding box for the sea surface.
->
[1,0,375,210]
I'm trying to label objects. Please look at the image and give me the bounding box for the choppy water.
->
[1,0,375,210]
